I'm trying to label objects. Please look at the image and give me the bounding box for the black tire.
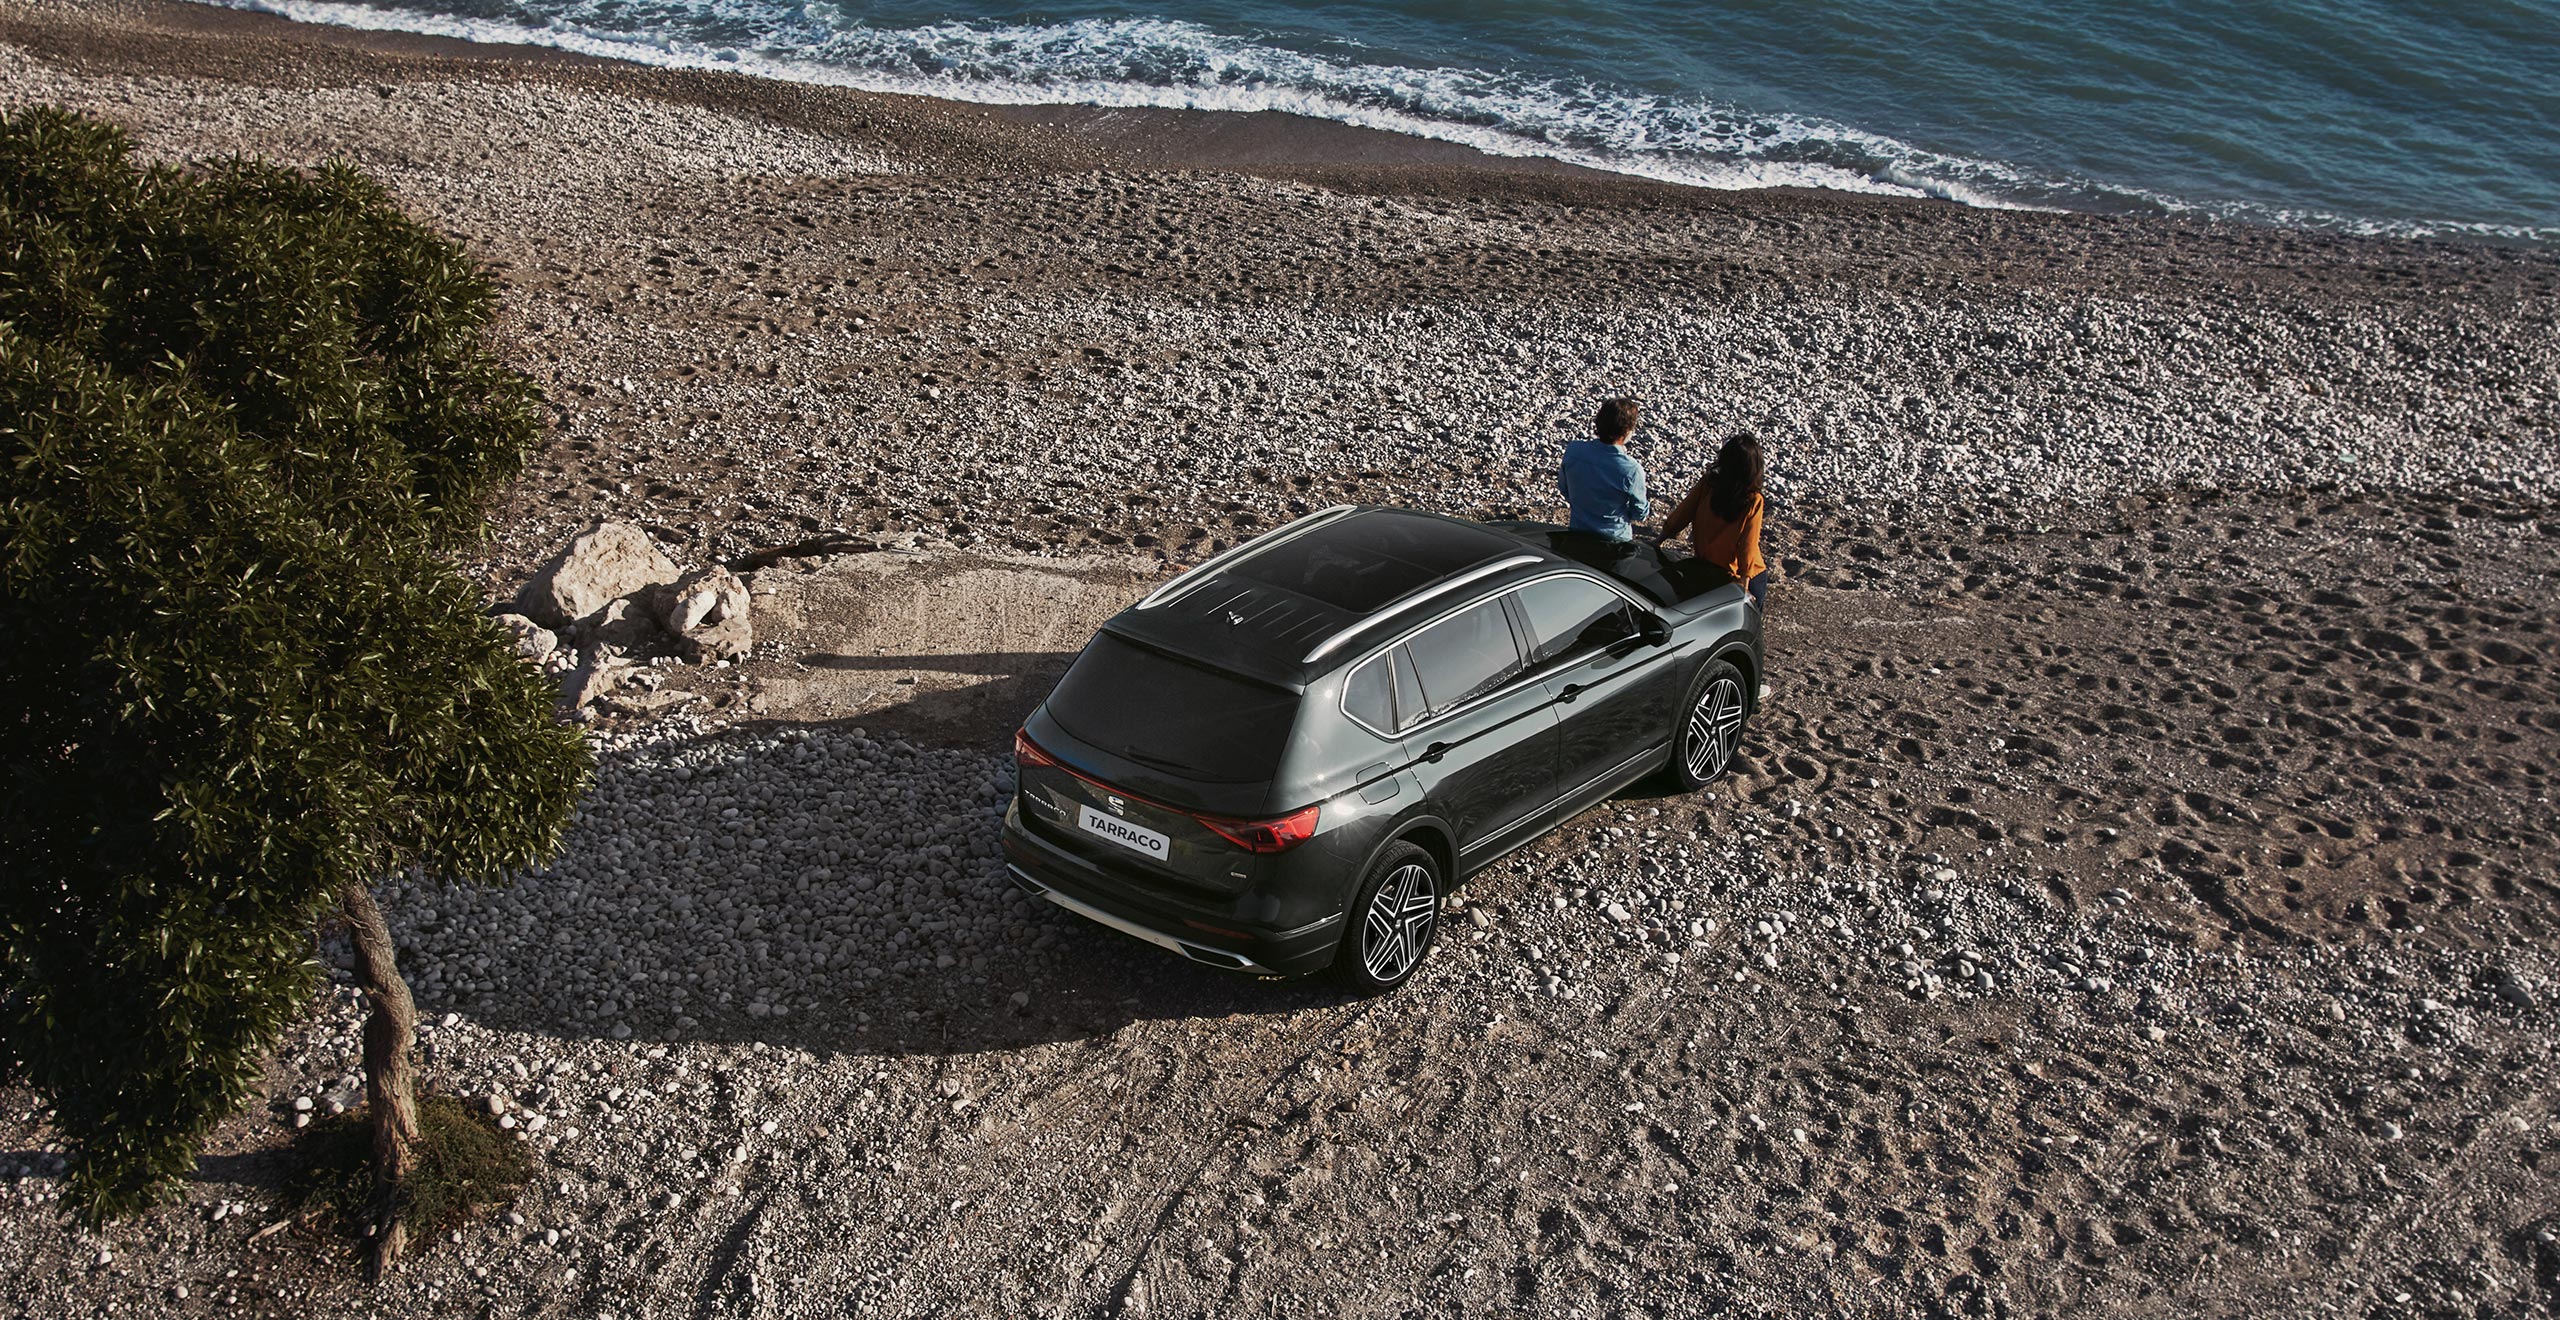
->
[1664,657,1749,791]
[1329,841,1441,995]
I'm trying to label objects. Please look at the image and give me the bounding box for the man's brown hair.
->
[1595,397,1640,442]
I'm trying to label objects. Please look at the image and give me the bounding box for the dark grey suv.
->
[1002,505,1763,993]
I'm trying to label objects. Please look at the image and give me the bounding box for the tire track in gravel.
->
[2307,1080,2560,1316]
[1079,1000,1393,1313]
[799,992,1389,1317]
[690,1189,774,1320]
[1399,984,1708,1310]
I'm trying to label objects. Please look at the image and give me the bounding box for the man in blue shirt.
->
[1559,396,1648,542]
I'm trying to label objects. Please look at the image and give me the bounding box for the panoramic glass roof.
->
[1225,511,1516,614]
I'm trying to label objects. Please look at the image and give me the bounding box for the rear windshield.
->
[1044,633,1299,784]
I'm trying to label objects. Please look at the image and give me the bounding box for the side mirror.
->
[1636,612,1673,647]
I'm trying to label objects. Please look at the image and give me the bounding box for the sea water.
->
[206,0,2558,242]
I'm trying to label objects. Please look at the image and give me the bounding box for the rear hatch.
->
[1016,631,1302,895]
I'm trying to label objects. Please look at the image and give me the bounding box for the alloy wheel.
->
[1684,674,1746,782]
[1359,862,1438,983]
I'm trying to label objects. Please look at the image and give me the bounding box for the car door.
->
[1392,594,1560,856]
[1513,574,1690,806]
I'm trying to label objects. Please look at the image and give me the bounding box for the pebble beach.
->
[4,2,2559,1316]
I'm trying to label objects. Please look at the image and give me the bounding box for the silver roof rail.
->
[1133,504,1359,611]
[1302,554,1542,664]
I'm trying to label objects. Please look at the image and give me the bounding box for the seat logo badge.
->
[1225,610,1245,626]
[1106,795,1126,814]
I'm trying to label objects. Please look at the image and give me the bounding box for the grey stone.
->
[659,566,749,634]
[2491,969,2538,1010]
[564,656,625,713]
[654,566,754,663]
[494,612,559,661]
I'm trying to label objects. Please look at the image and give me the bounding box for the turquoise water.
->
[216,0,2560,241]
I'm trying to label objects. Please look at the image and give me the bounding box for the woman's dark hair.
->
[1594,397,1640,442]
[1707,431,1765,522]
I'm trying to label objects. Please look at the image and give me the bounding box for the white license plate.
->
[1078,803,1170,860]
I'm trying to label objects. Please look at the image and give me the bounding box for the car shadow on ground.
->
[424,643,1751,1063]
[398,661,1385,1062]
[435,915,1367,1063]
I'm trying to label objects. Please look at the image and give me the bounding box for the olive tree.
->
[0,108,589,1274]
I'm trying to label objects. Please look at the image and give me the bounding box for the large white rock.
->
[522,522,679,628]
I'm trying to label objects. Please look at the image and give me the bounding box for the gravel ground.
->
[3,4,2558,1318]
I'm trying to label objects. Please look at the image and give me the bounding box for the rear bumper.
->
[1000,801,1344,977]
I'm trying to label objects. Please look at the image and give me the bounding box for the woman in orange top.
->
[1660,432,1769,610]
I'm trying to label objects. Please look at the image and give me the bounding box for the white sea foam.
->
[198,0,2558,241]
[199,0,2020,198]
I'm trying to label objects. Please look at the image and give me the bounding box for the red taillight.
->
[1195,804,1320,854]
[1013,727,1058,770]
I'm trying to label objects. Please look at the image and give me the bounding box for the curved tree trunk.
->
[340,880,420,1280]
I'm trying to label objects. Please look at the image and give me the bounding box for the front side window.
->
[1514,575,1634,668]
[1402,598,1525,719]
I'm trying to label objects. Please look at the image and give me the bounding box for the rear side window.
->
[1402,598,1524,719]
[1045,633,1298,783]
[1343,654,1395,734]
[1515,575,1633,667]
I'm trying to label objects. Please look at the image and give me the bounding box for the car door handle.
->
[1422,742,1452,763]
[1556,683,1586,704]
